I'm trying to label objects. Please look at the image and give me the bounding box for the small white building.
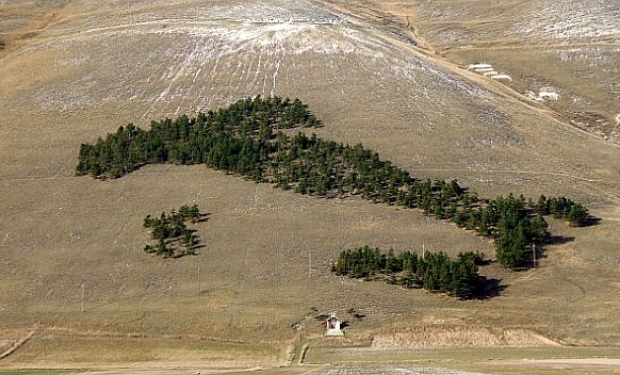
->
[325,313,344,336]
[491,74,512,82]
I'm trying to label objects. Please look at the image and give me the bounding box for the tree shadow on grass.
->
[170,243,205,259]
[474,277,507,300]
[196,212,210,223]
[518,235,575,270]
[353,313,366,323]
[547,235,575,245]
[584,215,601,227]
[190,243,206,252]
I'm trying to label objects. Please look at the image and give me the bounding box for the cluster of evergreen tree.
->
[76,96,591,269]
[275,133,413,200]
[332,246,482,299]
[76,96,320,179]
[450,194,549,268]
[531,195,589,227]
[143,204,202,258]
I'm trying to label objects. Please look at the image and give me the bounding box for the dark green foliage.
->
[567,204,589,227]
[143,205,203,258]
[457,251,486,265]
[453,193,556,269]
[76,96,320,180]
[333,245,384,278]
[333,246,480,299]
[77,96,590,269]
[532,195,590,226]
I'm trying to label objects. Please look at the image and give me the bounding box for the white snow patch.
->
[514,2,620,40]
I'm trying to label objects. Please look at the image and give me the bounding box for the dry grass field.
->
[319,0,620,140]
[1,0,620,374]
[387,0,620,141]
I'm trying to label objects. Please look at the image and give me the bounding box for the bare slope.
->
[317,0,620,139]
[406,0,620,142]
[1,0,620,367]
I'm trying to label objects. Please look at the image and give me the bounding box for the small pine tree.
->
[567,204,589,227]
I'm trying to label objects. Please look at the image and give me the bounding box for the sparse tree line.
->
[143,204,203,258]
[76,96,591,268]
[332,246,483,299]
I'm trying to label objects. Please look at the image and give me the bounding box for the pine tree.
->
[567,204,589,227]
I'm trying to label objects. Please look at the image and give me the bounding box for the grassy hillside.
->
[333,0,620,142]
[1,0,620,371]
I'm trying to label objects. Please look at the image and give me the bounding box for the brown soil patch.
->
[371,327,560,349]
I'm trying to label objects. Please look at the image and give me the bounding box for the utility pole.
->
[532,243,536,268]
[422,241,425,260]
